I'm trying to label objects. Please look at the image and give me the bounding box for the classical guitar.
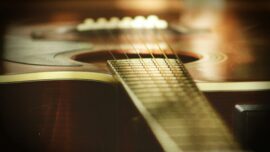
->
[1,14,269,152]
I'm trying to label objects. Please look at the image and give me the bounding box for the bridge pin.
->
[119,17,133,29]
[132,16,146,29]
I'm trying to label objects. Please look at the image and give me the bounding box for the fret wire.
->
[131,28,189,100]
[130,27,187,95]
[103,26,190,148]
[153,28,192,78]
[124,27,236,142]
[90,17,197,102]
[92,20,174,124]
[149,23,224,119]
[95,18,157,88]
[122,25,178,99]
[150,23,202,100]
[121,29,171,95]
[101,19,160,94]
[100,17,170,93]
[145,23,185,84]
[108,59,241,150]
[109,23,213,114]
[83,17,240,151]
[116,69,184,74]
[121,73,184,78]
[123,17,238,148]
[151,26,209,103]
[149,25,195,95]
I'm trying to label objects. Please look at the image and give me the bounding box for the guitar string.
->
[150,23,237,141]
[91,17,214,112]
[121,21,202,108]
[149,25,197,103]
[89,20,150,93]
[131,28,185,102]
[153,25,207,99]
[141,18,234,144]
[129,19,196,100]
[156,26,181,62]
[153,27,202,102]
[89,20,163,104]
[82,18,149,84]
[127,17,184,88]
[132,26,218,119]
[120,21,207,149]
[105,22,183,104]
[92,17,235,145]
[132,19,237,137]
[102,17,190,103]
[121,21,234,145]
[148,28,221,118]
[90,17,173,72]
[103,25,132,60]
[81,17,215,102]
[102,18,178,102]
[120,26,170,98]
[98,19,161,97]
[148,26,220,112]
[101,20,196,150]
[90,27,117,60]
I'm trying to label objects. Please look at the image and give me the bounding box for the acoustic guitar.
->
[0,11,270,152]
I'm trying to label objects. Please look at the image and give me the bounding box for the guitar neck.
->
[108,58,241,151]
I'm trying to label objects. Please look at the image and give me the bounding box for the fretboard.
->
[108,58,241,152]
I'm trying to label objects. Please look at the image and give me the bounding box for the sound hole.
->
[72,50,200,64]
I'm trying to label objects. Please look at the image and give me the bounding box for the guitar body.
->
[1,1,270,151]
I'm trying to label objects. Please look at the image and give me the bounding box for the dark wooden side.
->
[0,80,118,151]
[0,80,163,152]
